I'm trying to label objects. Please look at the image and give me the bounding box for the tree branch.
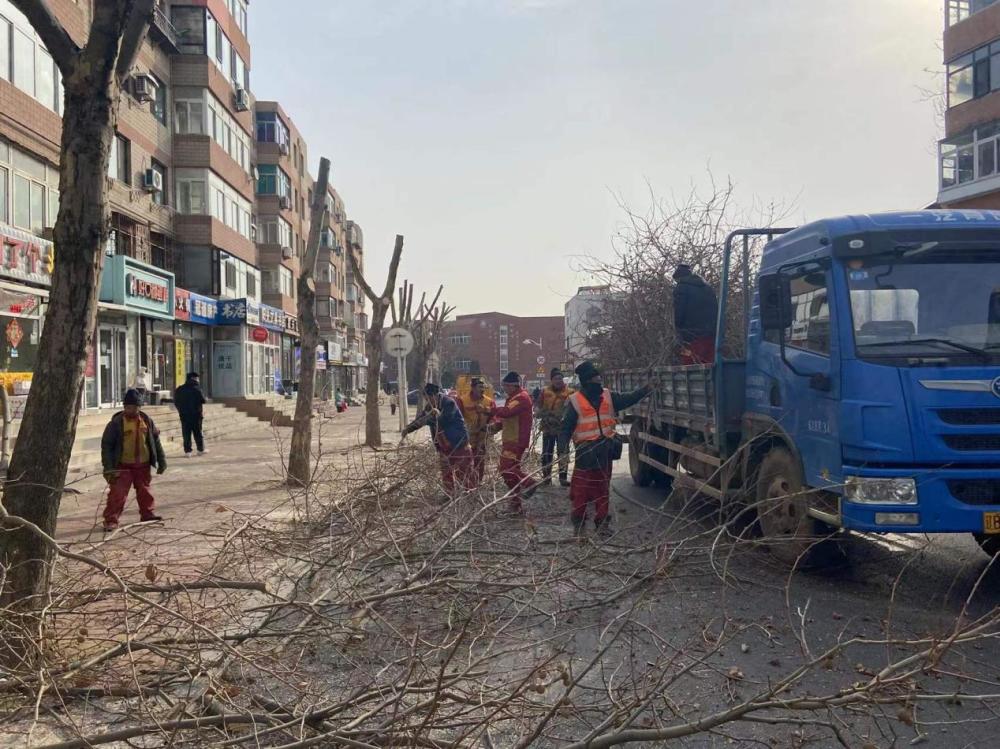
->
[8,0,79,73]
[115,0,156,79]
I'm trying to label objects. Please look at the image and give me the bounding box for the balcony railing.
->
[149,4,180,52]
[948,0,1000,27]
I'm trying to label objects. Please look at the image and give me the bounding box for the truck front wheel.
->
[755,447,836,567]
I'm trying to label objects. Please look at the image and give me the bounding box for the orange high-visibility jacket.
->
[492,388,533,451]
[458,392,495,447]
[568,389,617,444]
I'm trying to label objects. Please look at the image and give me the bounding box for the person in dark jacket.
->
[174,371,207,456]
[560,361,651,538]
[672,264,719,364]
[401,382,473,495]
[100,389,167,532]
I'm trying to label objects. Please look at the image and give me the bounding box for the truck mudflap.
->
[839,466,1000,534]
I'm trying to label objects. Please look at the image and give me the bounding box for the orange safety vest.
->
[459,392,494,445]
[569,389,617,444]
[539,385,574,414]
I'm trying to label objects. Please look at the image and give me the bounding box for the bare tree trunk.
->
[0,0,154,628]
[287,159,331,487]
[348,236,404,448]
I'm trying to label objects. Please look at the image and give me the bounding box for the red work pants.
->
[439,445,474,495]
[499,445,535,508]
[680,336,715,365]
[570,465,613,523]
[104,464,157,525]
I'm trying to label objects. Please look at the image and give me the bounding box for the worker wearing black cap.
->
[673,264,718,364]
[456,377,495,485]
[536,368,574,487]
[402,382,473,495]
[489,371,537,513]
[561,361,651,538]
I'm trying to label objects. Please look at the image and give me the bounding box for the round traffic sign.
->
[251,326,269,342]
[384,327,415,357]
[536,355,545,365]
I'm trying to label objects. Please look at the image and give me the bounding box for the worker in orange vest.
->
[457,377,495,485]
[490,371,538,514]
[536,368,574,487]
[560,361,651,538]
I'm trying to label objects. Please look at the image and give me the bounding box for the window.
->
[12,28,33,93]
[35,47,52,110]
[246,269,256,297]
[256,164,290,197]
[207,95,250,173]
[29,180,43,233]
[150,160,166,205]
[772,266,831,355]
[279,265,293,297]
[0,167,7,223]
[175,98,205,134]
[454,360,472,372]
[172,6,207,54]
[0,5,60,112]
[108,135,130,184]
[947,40,1000,108]
[177,178,206,214]
[255,111,289,146]
[0,16,9,82]
[224,260,237,290]
[948,1,1000,27]
[939,121,1000,189]
[47,187,57,226]
[261,217,292,246]
[152,75,167,125]
[449,334,471,345]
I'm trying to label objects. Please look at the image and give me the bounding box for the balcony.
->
[149,3,180,53]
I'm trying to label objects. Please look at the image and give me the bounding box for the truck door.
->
[762,264,842,488]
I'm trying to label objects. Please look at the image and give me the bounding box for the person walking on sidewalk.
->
[537,368,574,487]
[100,389,167,532]
[457,377,495,485]
[401,383,474,496]
[389,389,398,416]
[174,371,207,457]
[490,372,538,514]
[560,361,651,539]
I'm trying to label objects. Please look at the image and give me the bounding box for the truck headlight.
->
[845,476,917,505]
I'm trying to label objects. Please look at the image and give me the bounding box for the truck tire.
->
[629,421,656,487]
[755,447,838,568]
[974,533,1000,557]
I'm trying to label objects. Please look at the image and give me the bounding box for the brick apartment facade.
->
[0,0,367,411]
[938,1,1000,208]
[439,312,569,390]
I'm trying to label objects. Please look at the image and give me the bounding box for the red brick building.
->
[440,312,568,390]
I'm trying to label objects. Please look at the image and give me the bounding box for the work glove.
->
[156,462,167,475]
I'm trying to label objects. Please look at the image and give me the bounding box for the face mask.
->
[583,382,603,399]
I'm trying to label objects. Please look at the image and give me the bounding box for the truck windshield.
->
[846,250,1000,361]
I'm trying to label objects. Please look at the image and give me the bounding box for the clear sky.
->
[250,0,943,317]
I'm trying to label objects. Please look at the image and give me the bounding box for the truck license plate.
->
[985,512,1000,535]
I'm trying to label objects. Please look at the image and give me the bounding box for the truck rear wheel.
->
[755,447,837,567]
[628,421,656,487]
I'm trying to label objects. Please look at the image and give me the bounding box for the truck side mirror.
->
[759,273,792,331]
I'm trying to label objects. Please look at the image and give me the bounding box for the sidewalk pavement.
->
[54,406,399,577]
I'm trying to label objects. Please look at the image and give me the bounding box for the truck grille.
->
[938,408,1000,425]
[942,435,1000,451]
[947,479,1000,506]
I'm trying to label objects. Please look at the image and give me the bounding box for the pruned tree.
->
[392,281,455,391]
[287,158,331,487]
[348,236,404,448]
[0,0,156,626]
[578,178,787,368]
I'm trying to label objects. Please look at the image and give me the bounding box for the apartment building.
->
[564,285,617,367]
[938,1,1000,208]
[342,220,369,393]
[0,0,368,412]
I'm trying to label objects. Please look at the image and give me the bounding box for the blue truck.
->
[615,210,1000,563]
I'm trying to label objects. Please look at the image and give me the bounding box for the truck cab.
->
[617,210,1000,561]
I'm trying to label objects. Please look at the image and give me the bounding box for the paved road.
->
[601,451,1000,748]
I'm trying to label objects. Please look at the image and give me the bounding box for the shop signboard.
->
[0,222,54,287]
[259,303,284,332]
[174,288,191,321]
[216,298,261,326]
[316,344,327,370]
[251,326,269,342]
[188,293,217,326]
[327,341,342,363]
[100,255,174,320]
[175,338,187,384]
[283,312,300,336]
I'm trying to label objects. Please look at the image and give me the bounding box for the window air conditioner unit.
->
[278,142,289,156]
[279,195,291,210]
[281,245,293,259]
[234,86,250,112]
[142,168,163,192]
[132,74,156,102]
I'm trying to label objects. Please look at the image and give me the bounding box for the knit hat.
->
[550,368,564,380]
[423,382,441,396]
[123,389,141,406]
[574,361,600,383]
[672,263,692,280]
[502,371,520,384]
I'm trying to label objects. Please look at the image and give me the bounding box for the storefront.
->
[98,255,174,405]
[174,288,216,395]
[0,223,52,416]
[214,297,279,397]
[281,313,300,393]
